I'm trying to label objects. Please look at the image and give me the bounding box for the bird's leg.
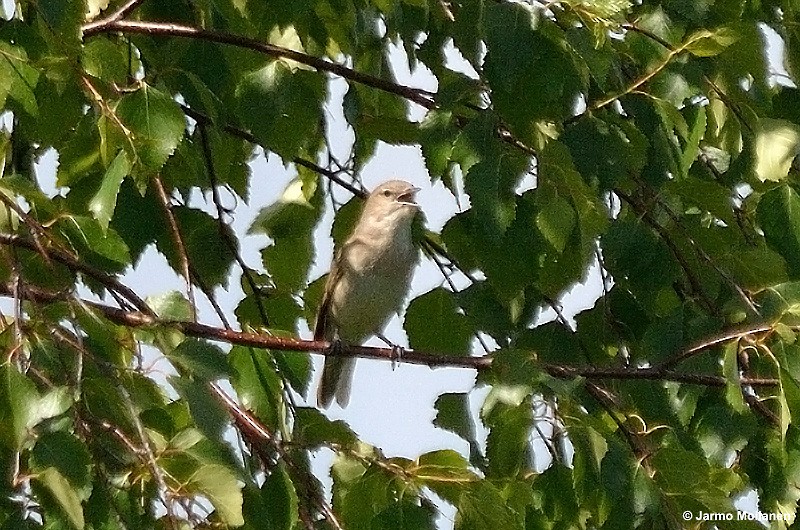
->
[377,333,404,370]
[327,338,344,357]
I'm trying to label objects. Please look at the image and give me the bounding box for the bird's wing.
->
[313,254,342,341]
[315,251,352,408]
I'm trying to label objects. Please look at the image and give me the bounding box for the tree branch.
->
[614,188,717,315]
[81,20,436,109]
[197,123,270,326]
[153,176,198,321]
[0,280,779,388]
[83,0,148,29]
[0,233,154,316]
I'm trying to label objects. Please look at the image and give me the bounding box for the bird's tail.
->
[317,356,355,408]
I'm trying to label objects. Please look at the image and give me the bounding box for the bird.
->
[315,180,421,408]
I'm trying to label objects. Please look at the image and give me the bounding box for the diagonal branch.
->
[153,176,198,321]
[85,21,537,158]
[586,30,712,113]
[83,0,148,28]
[0,233,154,316]
[196,123,269,326]
[614,188,717,315]
[81,20,435,109]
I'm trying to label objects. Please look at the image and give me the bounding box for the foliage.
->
[3,0,800,529]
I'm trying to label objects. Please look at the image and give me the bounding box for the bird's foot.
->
[390,344,405,370]
[327,339,343,357]
[377,333,404,370]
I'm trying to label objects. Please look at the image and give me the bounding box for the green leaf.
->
[115,84,186,178]
[483,3,583,134]
[433,393,477,445]
[293,407,358,448]
[329,196,363,251]
[412,450,477,490]
[168,339,229,381]
[155,207,236,287]
[31,432,92,497]
[464,157,521,242]
[569,422,609,514]
[563,114,647,190]
[406,288,472,355]
[171,377,230,439]
[236,61,324,160]
[372,501,437,530]
[722,342,747,413]
[0,364,39,449]
[454,481,523,530]
[754,119,800,182]
[37,1,83,51]
[59,215,131,266]
[261,464,299,530]
[685,27,741,57]
[482,389,533,478]
[82,38,142,86]
[452,0,484,69]
[250,178,321,292]
[35,467,85,529]
[757,185,800,278]
[147,291,193,321]
[88,150,130,231]
[535,194,576,253]
[0,39,39,116]
[274,349,312,397]
[229,346,283,428]
[188,464,244,526]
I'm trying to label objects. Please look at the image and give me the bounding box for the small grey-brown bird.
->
[315,180,421,408]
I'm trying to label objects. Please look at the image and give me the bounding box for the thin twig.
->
[641,181,760,316]
[614,188,717,315]
[152,176,198,321]
[83,0,148,29]
[197,124,269,326]
[0,233,154,315]
[209,382,342,529]
[190,265,231,329]
[0,193,53,266]
[654,322,771,371]
[587,30,712,113]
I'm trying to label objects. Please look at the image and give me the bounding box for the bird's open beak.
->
[397,186,420,207]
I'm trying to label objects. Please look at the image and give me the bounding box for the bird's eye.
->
[382,189,392,197]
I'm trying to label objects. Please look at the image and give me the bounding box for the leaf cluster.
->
[4,0,800,529]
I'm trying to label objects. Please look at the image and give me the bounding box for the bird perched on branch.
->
[315,180,421,408]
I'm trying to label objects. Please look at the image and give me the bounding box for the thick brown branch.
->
[0,280,780,388]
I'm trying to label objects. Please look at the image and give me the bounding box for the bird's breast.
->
[329,227,417,343]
